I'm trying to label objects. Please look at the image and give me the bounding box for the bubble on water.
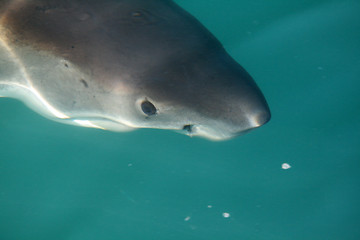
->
[184,216,191,221]
[207,205,213,208]
[282,163,291,169]
[222,212,230,218]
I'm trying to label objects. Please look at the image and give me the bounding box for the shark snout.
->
[179,106,270,140]
[180,82,271,140]
[246,105,271,128]
[227,90,271,138]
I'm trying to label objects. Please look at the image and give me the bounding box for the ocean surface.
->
[1,0,359,239]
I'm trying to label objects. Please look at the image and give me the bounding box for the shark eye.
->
[141,100,157,116]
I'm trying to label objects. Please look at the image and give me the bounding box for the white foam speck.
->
[207,205,213,208]
[184,216,191,221]
[282,163,291,169]
[222,212,230,218]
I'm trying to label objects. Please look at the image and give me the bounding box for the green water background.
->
[1,0,360,239]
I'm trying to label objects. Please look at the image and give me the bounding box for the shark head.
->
[0,0,270,140]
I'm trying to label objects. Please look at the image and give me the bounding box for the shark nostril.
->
[183,124,194,133]
[141,100,157,116]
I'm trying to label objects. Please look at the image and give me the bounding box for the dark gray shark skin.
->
[0,0,270,140]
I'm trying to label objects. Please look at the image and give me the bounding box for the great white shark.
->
[0,0,270,140]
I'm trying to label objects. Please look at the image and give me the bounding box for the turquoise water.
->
[1,0,360,239]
